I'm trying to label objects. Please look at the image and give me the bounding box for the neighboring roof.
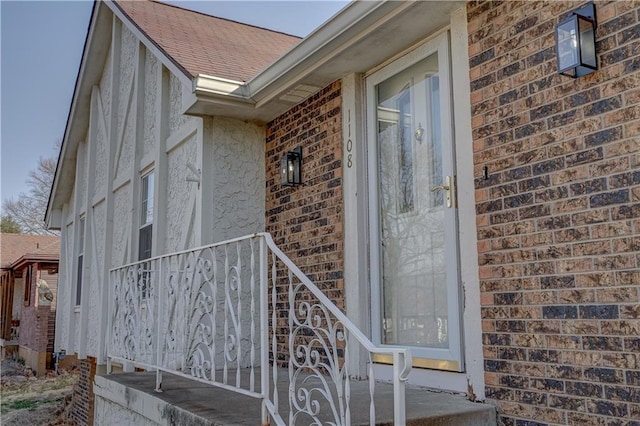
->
[0,234,60,269]
[114,0,302,82]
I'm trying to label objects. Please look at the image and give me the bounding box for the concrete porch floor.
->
[94,369,496,425]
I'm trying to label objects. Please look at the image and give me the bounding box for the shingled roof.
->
[114,0,302,82]
[0,234,60,269]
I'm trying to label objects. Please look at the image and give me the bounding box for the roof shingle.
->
[0,234,60,269]
[115,0,302,82]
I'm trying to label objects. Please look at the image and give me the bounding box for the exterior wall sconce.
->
[555,2,597,78]
[280,147,302,187]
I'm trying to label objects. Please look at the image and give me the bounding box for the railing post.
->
[393,351,407,425]
[156,257,163,392]
[106,270,112,374]
[260,236,270,426]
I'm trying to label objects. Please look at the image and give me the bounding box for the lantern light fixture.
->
[280,147,302,187]
[555,2,598,78]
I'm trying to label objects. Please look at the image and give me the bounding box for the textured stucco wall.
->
[55,221,73,351]
[86,201,106,355]
[115,26,136,181]
[55,3,269,377]
[94,45,112,197]
[165,133,198,253]
[142,50,158,161]
[208,116,266,242]
[169,74,190,133]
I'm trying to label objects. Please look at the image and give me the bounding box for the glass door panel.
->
[368,33,462,369]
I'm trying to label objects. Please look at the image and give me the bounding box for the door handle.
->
[431,175,452,208]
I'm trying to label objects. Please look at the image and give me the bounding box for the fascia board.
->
[192,74,249,100]
[9,255,59,272]
[46,1,104,228]
[246,0,407,106]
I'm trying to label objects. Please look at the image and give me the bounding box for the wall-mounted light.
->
[280,147,302,187]
[555,2,597,78]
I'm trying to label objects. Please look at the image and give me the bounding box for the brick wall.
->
[265,80,344,363]
[18,266,48,352]
[467,1,640,424]
[70,356,97,426]
[19,267,56,354]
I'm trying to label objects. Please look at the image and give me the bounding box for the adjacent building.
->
[0,233,60,376]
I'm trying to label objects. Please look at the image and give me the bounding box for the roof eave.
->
[187,1,464,123]
[186,1,388,122]
[46,1,110,229]
[9,254,60,272]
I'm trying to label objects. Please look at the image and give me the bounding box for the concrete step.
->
[94,370,496,425]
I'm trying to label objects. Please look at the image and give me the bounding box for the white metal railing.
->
[107,233,411,425]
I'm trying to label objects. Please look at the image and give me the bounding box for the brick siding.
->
[467,1,640,424]
[265,80,344,364]
[70,356,97,426]
[19,267,55,354]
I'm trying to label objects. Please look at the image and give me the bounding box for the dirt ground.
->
[0,358,78,425]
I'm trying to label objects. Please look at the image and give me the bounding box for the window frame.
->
[75,216,85,307]
[138,170,154,262]
[138,170,155,300]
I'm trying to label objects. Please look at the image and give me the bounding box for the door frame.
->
[365,31,464,371]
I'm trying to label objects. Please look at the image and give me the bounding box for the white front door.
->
[367,33,463,371]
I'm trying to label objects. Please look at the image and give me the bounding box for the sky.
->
[0,0,349,210]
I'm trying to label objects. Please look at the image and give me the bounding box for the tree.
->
[0,215,22,233]
[2,145,59,235]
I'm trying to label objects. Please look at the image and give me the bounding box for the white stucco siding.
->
[55,4,270,366]
[169,74,190,132]
[94,111,108,198]
[165,135,198,253]
[67,181,75,215]
[112,184,131,267]
[115,26,137,181]
[55,218,74,352]
[209,117,265,242]
[94,46,113,198]
[86,201,107,355]
[142,50,158,160]
[101,45,113,131]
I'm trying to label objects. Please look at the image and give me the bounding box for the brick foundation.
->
[467,1,640,424]
[70,356,97,426]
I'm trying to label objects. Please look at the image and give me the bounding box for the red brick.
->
[471,1,640,424]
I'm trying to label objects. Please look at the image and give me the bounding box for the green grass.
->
[2,396,63,413]
[7,399,39,410]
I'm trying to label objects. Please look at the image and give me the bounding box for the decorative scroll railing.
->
[108,233,411,425]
